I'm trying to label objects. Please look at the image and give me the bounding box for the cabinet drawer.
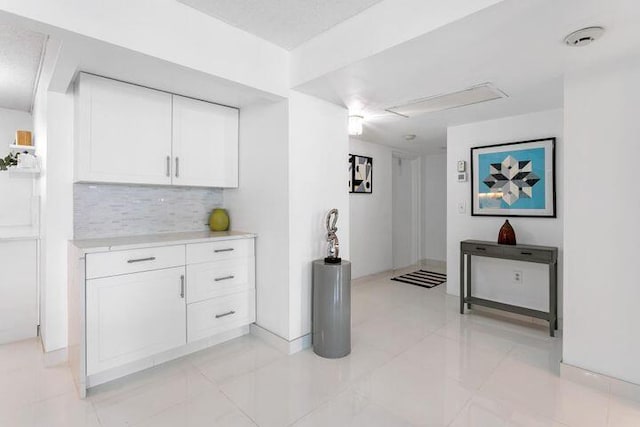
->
[86,245,185,279]
[187,290,255,343]
[512,248,553,263]
[186,238,254,265]
[187,257,255,304]
[462,243,503,257]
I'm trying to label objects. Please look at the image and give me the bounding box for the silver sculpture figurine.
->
[324,209,341,263]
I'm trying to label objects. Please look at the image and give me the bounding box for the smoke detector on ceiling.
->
[564,26,605,47]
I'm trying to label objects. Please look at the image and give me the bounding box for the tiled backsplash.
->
[74,183,223,239]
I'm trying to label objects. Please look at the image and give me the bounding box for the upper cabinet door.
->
[75,74,173,185]
[172,95,239,188]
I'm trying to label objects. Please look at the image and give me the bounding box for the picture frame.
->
[471,137,556,217]
[349,154,373,194]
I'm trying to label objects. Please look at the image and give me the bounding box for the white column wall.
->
[225,100,291,340]
[36,90,74,352]
[288,91,349,340]
[563,57,640,384]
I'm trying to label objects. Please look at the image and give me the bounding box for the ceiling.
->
[295,0,640,154]
[176,0,385,50]
[0,24,47,112]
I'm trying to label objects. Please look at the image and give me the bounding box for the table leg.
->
[460,251,465,314]
[549,261,557,337]
[466,253,472,309]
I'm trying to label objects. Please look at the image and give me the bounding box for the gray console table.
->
[460,240,558,336]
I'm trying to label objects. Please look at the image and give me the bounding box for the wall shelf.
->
[9,144,36,152]
[7,167,41,176]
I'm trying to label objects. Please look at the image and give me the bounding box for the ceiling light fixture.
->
[564,26,605,47]
[386,83,507,118]
[348,115,364,136]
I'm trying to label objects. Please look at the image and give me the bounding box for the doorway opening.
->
[391,153,421,271]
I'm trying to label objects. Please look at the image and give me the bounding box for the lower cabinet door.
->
[187,290,255,343]
[0,240,37,345]
[86,267,186,375]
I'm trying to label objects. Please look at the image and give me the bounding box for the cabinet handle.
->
[214,248,234,253]
[521,252,533,255]
[175,157,180,178]
[127,257,156,264]
[214,275,235,282]
[166,156,170,177]
[215,310,235,319]
[180,275,185,298]
[475,247,486,251]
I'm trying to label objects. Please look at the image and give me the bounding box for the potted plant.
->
[0,153,19,171]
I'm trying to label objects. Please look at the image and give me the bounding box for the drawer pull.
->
[521,252,533,255]
[214,275,235,282]
[215,310,236,319]
[475,247,486,251]
[214,248,235,253]
[127,257,156,264]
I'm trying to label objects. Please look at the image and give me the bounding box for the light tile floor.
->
[2,268,640,426]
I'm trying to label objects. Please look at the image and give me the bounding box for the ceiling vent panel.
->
[386,83,508,117]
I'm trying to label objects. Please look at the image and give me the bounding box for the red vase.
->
[498,220,516,245]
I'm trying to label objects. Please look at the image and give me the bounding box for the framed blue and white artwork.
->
[471,138,556,217]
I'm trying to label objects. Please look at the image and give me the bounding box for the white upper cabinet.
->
[172,95,239,188]
[74,74,239,188]
[75,74,173,185]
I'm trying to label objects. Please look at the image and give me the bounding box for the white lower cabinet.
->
[86,267,186,375]
[80,235,256,387]
[0,239,38,345]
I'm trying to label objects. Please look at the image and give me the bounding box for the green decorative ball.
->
[209,208,230,231]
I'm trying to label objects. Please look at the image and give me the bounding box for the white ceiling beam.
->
[0,0,290,98]
[290,0,505,88]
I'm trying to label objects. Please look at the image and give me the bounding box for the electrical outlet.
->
[457,201,466,214]
[513,271,523,284]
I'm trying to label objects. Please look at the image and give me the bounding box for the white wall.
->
[447,109,563,315]
[225,100,291,340]
[0,107,32,157]
[349,138,392,279]
[288,91,349,340]
[563,57,640,385]
[422,153,446,262]
[0,108,34,234]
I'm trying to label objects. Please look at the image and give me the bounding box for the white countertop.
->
[70,230,256,254]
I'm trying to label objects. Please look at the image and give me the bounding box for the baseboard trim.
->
[43,345,68,367]
[560,361,640,399]
[250,324,311,355]
[86,325,249,391]
[351,269,393,284]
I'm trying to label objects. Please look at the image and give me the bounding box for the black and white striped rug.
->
[391,270,447,289]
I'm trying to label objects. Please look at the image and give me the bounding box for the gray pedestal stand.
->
[312,259,351,358]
